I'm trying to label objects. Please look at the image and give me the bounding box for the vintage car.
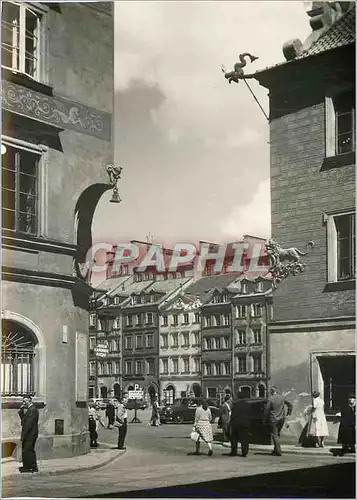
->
[159,398,220,424]
[125,399,149,411]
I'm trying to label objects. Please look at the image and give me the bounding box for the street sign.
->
[128,384,143,400]
[94,343,109,358]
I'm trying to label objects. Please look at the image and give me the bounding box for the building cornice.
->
[269,316,355,333]
[2,231,77,256]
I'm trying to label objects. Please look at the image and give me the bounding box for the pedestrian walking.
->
[150,396,161,426]
[219,394,232,442]
[192,399,214,456]
[115,393,128,450]
[336,393,356,455]
[306,391,329,447]
[228,391,250,457]
[88,402,104,447]
[18,396,39,473]
[105,400,115,429]
[263,386,293,456]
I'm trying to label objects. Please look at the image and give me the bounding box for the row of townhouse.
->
[88,266,272,404]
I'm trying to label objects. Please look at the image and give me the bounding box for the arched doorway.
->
[239,386,251,399]
[192,383,202,397]
[100,386,108,398]
[2,319,38,396]
[113,383,121,400]
[258,384,266,398]
[164,385,175,405]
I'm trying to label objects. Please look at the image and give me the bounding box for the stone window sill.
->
[321,151,355,171]
[324,280,355,292]
[2,397,46,409]
[2,67,54,96]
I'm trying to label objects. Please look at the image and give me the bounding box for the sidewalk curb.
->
[217,441,356,458]
[2,443,126,478]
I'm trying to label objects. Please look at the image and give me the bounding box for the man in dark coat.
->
[228,391,251,457]
[263,386,293,456]
[337,394,356,455]
[105,400,115,429]
[18,395,39,473]
[219,394,232,442]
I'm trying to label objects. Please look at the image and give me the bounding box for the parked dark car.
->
[125,400,149,411]
[160,398,220,424]
[229,397,270,445]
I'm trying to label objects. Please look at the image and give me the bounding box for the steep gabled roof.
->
[299,5,355,58]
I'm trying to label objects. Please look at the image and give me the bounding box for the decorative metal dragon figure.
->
[222,53,259,84]
[265,238,315,290]
[106,164,123,203]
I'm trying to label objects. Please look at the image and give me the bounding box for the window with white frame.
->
[89,313,97,328]
[172,358,179,373]
[235,305,247,318]
[125,360,132,375]
[253,328,262,344]
[223,337,229,349]
[193,358,200,373]
[252,355,262,373]
[1,320,37,396]
[161,334,168,348]
[125,335,132,350]
[224,362,231,375]
[135,314,142,326]
[126,315,133,327]
[207,387,217,399]
[183,313,189,324]
[193,332,200,346]
[223,314,230,326]
[98,362,105,375]
[255,281,264,293]
[236,329,246,345]
[147,358,155,375]
[172,314,179,325]
[162,316,168,327]
[1,139,45,235]
[252,303,262,318]
[89,337,95,350]
[114,361,120,374]
[161,358,168,374]
[214,314,221,326]
[113,317,120,329]
[107,362,112,375]
[182,358,190,373]
[146,333,154,348]
[182,332,189,347]
[135,360,143,374]
[1,1,43,80]
[326,90,355,157]
[146,312,153,325]
[215,362,222,375]
[214,337,221,349]
[236,356,247,373]
[194,312,200,324]
[135,335,143,349]
[89,361,96,377]
[326,211,356,282]
[205,337,212,350]
[205,363,212,376]
[205,316,212,328]
[171,333,178,347]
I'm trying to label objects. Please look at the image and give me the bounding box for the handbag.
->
[190,430,200,442]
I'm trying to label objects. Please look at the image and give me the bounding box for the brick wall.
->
[270,102,355,320]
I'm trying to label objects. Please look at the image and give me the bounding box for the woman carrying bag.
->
[191,399,213,456]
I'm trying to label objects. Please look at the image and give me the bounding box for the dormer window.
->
[114,296,120,305]
[241,283,248,294]
[103,298,109,306]
[255,281,264,293]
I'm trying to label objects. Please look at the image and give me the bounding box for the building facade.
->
[1,2,114,458]
[254,2,355,437]
[159,293,202,405]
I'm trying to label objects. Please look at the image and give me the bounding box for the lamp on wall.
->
[1,143,7,155]
[106,164,123,204]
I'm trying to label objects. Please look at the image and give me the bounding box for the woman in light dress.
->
[306,390,329,447]
[193,399,214,456]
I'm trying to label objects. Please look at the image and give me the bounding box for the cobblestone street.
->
[3,414,355,498]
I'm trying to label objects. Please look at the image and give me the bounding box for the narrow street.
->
[3,412,355,498]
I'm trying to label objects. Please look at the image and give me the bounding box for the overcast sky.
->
[92,1,311,249]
